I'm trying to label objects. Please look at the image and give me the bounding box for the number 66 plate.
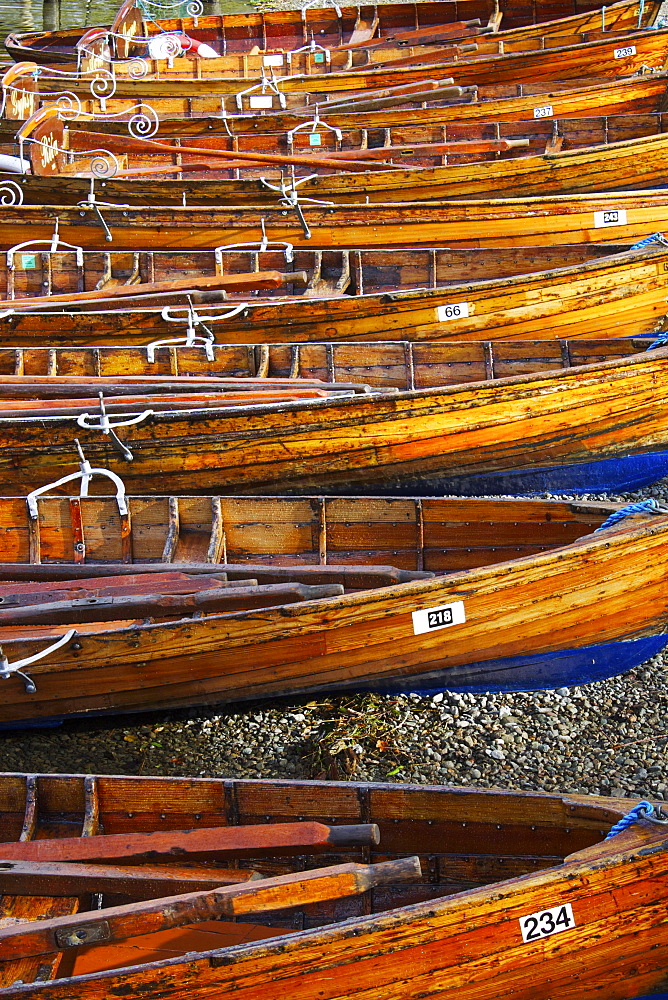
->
[519,903,575,943]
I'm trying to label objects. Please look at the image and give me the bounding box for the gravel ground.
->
[1,480,667,800]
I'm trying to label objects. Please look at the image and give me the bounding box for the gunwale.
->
[2,189,668,251]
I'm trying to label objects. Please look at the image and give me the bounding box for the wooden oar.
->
[0,271,308,313]
[66,132,398,173]
[0,821,381,863]
[312,137,530,160]
[0,859,262,898]
[0,858,421,961]
[0,563,433,587]
[336,18,486,49]
[0,581,344,625]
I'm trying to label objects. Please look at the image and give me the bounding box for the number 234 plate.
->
[519,903,575,943]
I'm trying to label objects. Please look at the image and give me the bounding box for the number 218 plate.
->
[519,903,575,943]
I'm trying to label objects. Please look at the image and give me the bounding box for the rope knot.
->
[605,801,654,839]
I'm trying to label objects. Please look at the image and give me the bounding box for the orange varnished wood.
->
[0,773,666,1000]
[0,495,664,722]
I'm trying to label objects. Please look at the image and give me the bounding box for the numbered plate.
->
[249,96,274,109]
[437,302,470,322]
[263,54,284,66]
[520,903,575,943]
[614,44,636,57]
[412,600,466,636]
[593,208,627,228]
[533,104,553,119]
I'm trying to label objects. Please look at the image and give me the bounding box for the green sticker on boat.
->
[20,254,36,269]
[309,134,322,146]
[314,52,324,63]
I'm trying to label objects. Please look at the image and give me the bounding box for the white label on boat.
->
[249,96,274,109]
[437,302,470,321]
[593,208,628,228]
[412,601,466,636]
[614,44,636,57]
[309,133,322,146]
[533,104,553,118]
[520,903,575,943]
[263,54,284,66]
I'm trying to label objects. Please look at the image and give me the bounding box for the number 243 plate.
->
[519,903,575,943]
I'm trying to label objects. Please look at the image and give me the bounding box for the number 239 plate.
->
[519,903,575,943]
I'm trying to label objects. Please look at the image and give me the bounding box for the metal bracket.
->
[287,110,342,149]
[0,629,77,695]
[259,175,334,239]
[214,218,294,263]
[235,70,287,111]
[150,300,249,361]
[6,222,84,272]
[26,439,129,519]
[76,393,153,461]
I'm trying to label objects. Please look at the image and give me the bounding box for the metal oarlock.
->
[259,175,334,239]
[26,439,129,519]
[76,393,153,462]
[149,300,249,362]
[0,629,77,695]
[286,110,342,149]
[234,70,287,112]
[215,219,295,264]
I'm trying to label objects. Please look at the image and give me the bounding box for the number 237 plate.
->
[519,903,575,943]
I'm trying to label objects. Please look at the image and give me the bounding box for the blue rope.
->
[629,232,668,250]
[595,499,664,532]
[645,330,668,351]
[605,800,654,839]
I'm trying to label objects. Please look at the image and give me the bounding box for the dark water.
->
[0,0,253,39]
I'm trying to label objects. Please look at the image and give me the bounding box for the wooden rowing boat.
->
[0,488,667,722]
[1,773,665,1000]
[0,244,666,347]
[14,108,668,205]
[4,191,668,251]
[3,0,642,66]
[4,27,668,122]
[0,338,665,495]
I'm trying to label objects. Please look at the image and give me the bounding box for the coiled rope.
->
[605,801,654,838]
[594,499,667,533]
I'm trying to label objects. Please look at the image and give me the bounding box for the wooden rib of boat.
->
[0,245,666,347]
[1,773,666,1000]
[15,108,668,205]
[4,26,668,122]
[5,191,668,251]
[0,339,665,495]
[2,0,641,66]
[0,489,668,721]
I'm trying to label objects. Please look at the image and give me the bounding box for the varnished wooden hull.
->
[5,27,668,123]
[5,192,668,250]
[19,113,668,206]
[0,495,667,723]
[2,772,665,1000]
[2,0,641,66]
[15,127,668,206]
[0,343,668,496]
[141,73,668,134]
[0,245,666,346]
